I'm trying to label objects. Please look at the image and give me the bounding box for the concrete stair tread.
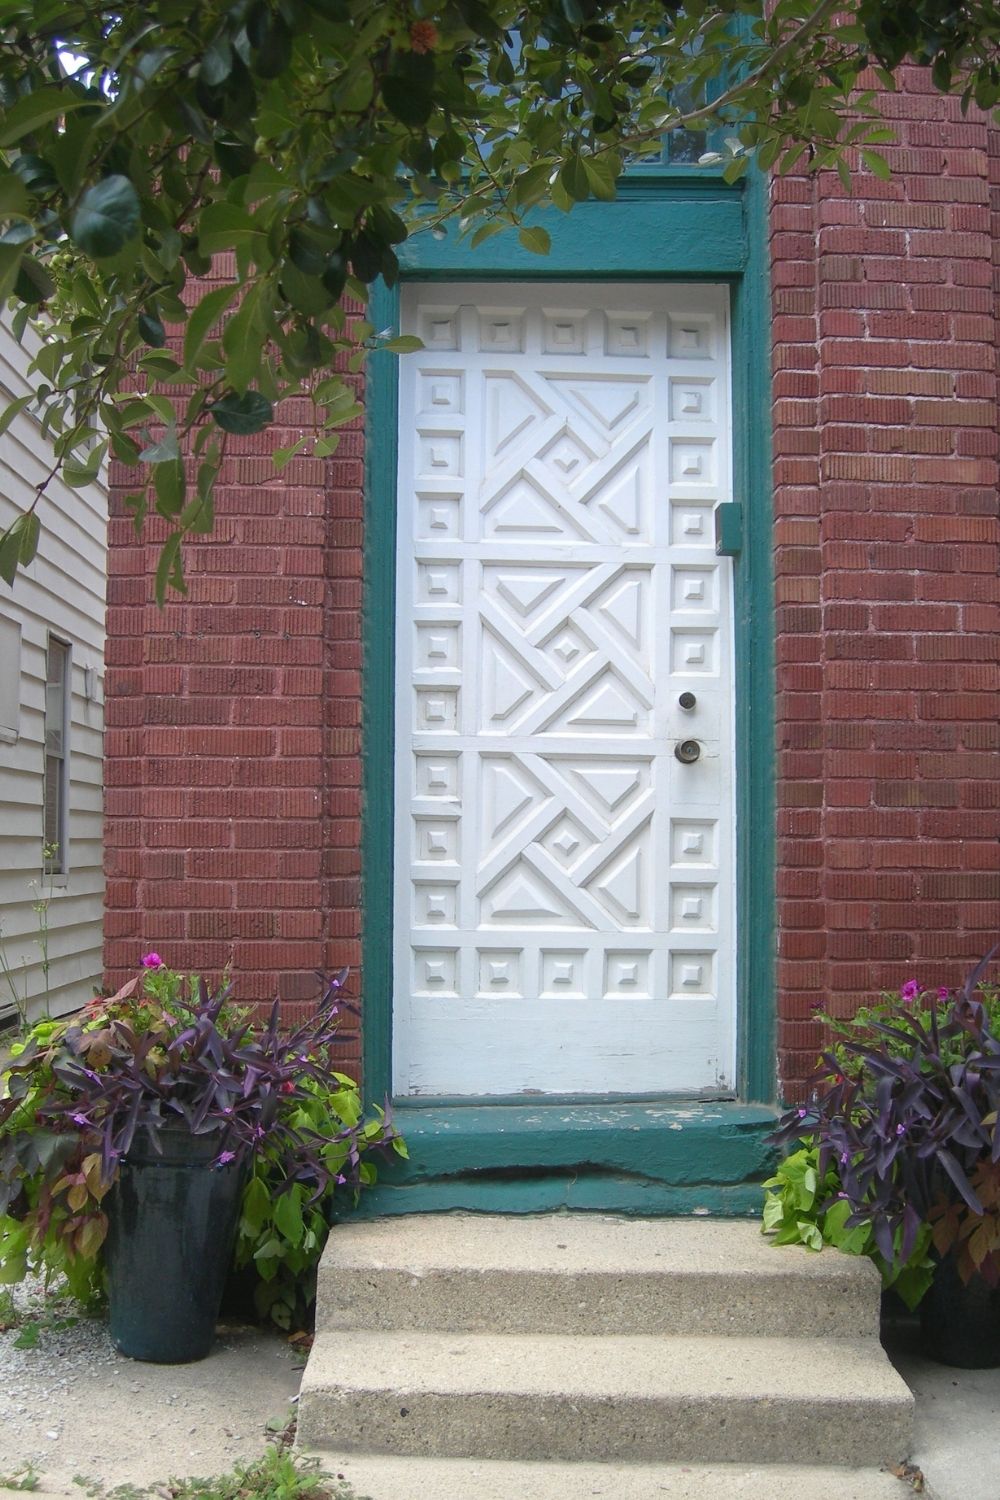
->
[317,1215,880,1339]
[320,1214,870,1281]
[300,1329,911,1403]
[316,1454,915,1500]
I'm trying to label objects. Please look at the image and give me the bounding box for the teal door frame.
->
[359,170,776,1214]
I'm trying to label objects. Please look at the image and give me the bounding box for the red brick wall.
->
[105,77,1000,1101]
[770,71,1000,1097]
[104,290,366,1065]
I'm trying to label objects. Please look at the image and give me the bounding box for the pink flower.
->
[141,952,163,969]
[900,980,920,1003]
[938,987,949,1000]
[215,1150,236,1167]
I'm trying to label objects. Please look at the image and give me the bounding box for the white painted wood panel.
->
[393,284,735,1097]
[0,320,107,1023]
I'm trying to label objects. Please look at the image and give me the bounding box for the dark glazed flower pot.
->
[104,1129,246,1363]
[920,1249,1000,1369]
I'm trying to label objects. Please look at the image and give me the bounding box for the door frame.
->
[362,170,775,1125]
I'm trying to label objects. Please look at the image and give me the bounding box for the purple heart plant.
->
[0,957,404,1323]
[769,948,1000,1295]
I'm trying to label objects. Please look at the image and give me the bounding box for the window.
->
[43,635,70,874]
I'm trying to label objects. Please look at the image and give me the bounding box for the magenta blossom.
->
[214,1150,236,1167]
[938,987,949,1000]
[141,951,163,968]
[900,979,920,1003]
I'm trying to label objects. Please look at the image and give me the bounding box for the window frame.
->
[43,632,72,877]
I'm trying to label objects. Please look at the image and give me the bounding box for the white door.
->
[393,283,735,1098]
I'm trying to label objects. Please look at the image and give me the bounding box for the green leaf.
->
[198,203,266,258]
[182,283,239,373]
[154,531,186,607]
[0,393,32,439]
[13,255,54,304]
[0,522,24,584]
[71,176,141,259]
[211,389,274,435]
[139,428,181,464]
[0,88,90,148]
[859,148,891,181]
[273,1189,304,1245]
[0,242,25,303]
[63,452,103,488]
[221,285,265,393]
[558,155,590,202]
[137,310,167,348]
[517,225,551,256]
[154,458,186,517]
[381,334,424,354]
[581,155,616,202]
[381,75,433,127]
[0,171,29,220]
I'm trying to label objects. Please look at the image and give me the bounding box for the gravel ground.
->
[0,1276,303,1497]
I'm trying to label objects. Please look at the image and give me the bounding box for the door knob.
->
[678,691,697,711]
[674,739,701,764]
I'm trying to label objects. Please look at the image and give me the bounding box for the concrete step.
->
[317,1454,915,1500]
[316,1214,880,1339]
[296,1330,913,1467]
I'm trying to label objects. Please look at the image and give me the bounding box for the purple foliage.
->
[771,948,1000,1273]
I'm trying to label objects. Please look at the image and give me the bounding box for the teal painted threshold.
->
[349,1101,779,1218]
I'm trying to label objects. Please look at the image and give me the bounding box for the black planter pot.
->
[104,1129,246,1364]
[920,1249,1000,1369]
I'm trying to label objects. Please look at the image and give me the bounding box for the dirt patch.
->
[0,1281,302,1498]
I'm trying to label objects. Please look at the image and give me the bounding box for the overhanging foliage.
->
[0,0,998,597]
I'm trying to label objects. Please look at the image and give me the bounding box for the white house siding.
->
[0,323,107,1023]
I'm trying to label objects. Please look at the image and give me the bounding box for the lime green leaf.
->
[381,334,424,353]
[0,393,33,439]
[16,512,40,566]
[581,155,616,202]
[273,1190,304,1245]
[182,283,238,373]
[71,176,141,259]
[0,521,26,584]
[859,149,891,181]
[558,155,590,202]
[517,225,551,256]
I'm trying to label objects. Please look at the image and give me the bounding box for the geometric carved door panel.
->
[393,283,735,1096]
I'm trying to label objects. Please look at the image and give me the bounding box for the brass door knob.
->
[674,739,701,764]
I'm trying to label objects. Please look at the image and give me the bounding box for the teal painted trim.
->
[730,166,776,1104]
[353,1100,778,1217]
[361,279,401,1101]
[400,189,745,278]
[354,1179,766,1218]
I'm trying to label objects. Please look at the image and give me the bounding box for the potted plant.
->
[768,949,1000,1367]
[0,955,403,1362]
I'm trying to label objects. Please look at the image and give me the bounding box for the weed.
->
[73,1449,365,1499]
[0,847,59,1028]
[0,1464,40,1492]
[0,1289,19,1331]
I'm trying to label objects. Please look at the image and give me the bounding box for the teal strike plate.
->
[714,502,743,557]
